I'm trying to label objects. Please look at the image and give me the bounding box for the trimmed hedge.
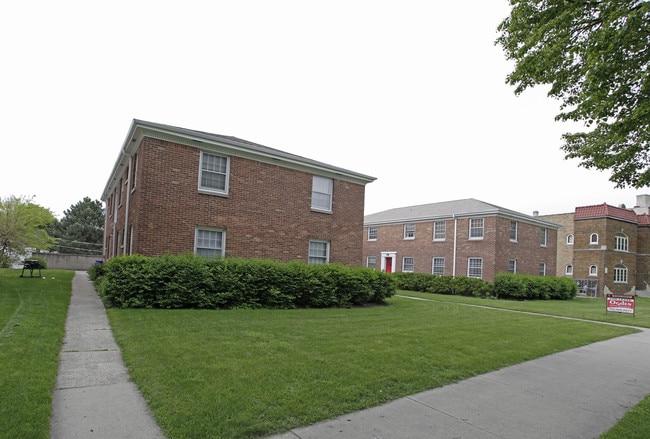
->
[493,273,577,300]
[88,254,395,309]
[391,272,577,300]
[391,272,492,297]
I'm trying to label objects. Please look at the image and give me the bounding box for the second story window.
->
[367,227,378,241]
[566,234,574,245]
[510,221,518,241]
[404,223,416,239]
[199,152,229,194]
[433,221,446,241]
[469,218,484,239]
[540,227,547,247]
[615,233,629,252]
[311,176,333,212]
[590,233,599,245]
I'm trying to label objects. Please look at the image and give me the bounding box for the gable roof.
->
[364,198,560,228]
[102,119,376,200]
[574,203,641,224]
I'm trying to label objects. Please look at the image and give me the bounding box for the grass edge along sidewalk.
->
[0,269,73,439]
[107,294,638,438]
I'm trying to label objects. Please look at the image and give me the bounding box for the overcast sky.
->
[1,1,643,219]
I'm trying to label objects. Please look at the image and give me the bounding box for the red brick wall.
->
[109,137,366,265]
[363,215,557,281]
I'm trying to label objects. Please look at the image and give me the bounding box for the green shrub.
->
[493,273,577,300]
[97,255,395,309]
[391,272,491,297]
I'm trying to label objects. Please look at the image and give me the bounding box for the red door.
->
[385,257,393,274]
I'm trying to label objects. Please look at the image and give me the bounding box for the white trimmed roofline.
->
[102,119,376,201]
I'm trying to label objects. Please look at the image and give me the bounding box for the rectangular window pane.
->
[309,240,329,264]
[311,176,332,211]
[508,259,516,273]
[432,257,445,275]
[195,228,224,258]
[469,218,484,239]
[539,262,546,276]
[433,221,446,240]
[404,223,415,239]
[200,153,228,192]
[367,256,377,268]
[402,257,414,272]
[540,228,547,246]
[510,221,518,241]
[368,227,377,240]
[468,258,482,278]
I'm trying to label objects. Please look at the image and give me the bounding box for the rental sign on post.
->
[606,294,635,317]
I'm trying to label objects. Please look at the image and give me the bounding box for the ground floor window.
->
[308,240,330,264]
[432,257,445,275]
[539,262,546,276]
[614,264,628,283]
[367,255,377,269]
[467,257,483,278]
[195,228,225,258]
[402,257,414,272]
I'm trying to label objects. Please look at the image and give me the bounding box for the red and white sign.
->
[606,294,635,315]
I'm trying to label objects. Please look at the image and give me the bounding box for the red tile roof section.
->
[574,203,641,223]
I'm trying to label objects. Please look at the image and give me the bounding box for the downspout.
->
[452,214,457,277]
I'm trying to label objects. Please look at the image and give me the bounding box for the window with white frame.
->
[589,265,598,276]
[433,221,446,241]
[615,233,629,252]
[614,264,628,283]
[367,227,378,241]
[510,221,518,241]
[508,259,517,273]
[199,152,229,194]
[195,228,225,258]
[469,218,484,239]
[367,255,377,269]
[311,176,333,212]
[566,265,573,275]
[308,240,329,264]
[404,223,416,239]
[539,262,546,276]
[467,257,483,278]
[402,257,414,272]
[566,234,574,245]
[590,233,599,245]
[540,227,547,247]
[432,257,445,275]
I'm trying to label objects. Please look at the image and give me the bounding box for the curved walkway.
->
[50,271,165,439]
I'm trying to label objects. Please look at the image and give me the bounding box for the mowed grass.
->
[397,290,650,328]
[107,295,638,438]
[0,269,73,439]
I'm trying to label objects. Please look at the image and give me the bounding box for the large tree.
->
[496,1,650,188]
[50,197,104,255]
[0,196,56,267]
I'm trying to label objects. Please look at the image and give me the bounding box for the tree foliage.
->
[0,196,55,267]
[496,1,650,188]
[50,197,104,255]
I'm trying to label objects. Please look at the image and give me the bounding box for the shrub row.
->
[391,272,577,300]
[88,254,396,309]
[390,272,492,297]
[493,273,577,300]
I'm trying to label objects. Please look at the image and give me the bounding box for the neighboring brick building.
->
[363,199,559,281]
[542,195,650,297]
[101,120,375,265]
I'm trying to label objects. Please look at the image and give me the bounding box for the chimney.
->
[533,210,539,217]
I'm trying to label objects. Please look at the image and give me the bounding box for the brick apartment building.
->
[101,120,376,265]
[363,199,559,281]
[541,194,650,297]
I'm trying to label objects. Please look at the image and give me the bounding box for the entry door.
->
[385,257,393,274]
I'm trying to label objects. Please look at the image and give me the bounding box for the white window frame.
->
[404,223,416,240]
[508,259,517,273]
[510,221,518,242]
[615,233,629,252]
[194,227,225,258]
[566,234,574,245]
[433,221,446,241]
[540,227,547,247]
[199,151,230,195]
[402,256,414,272]
[308,240,330,264]
[467,257,483,278]
[566,265,573,275]
[590,233,599,245]
[366,255,377,269]
[539,262,546,276]
[469,218,484,239]
[432,257,445,275]
[614,264,628,283]
[367,227,378,241]
[589,265,598,276]
[311,176,333,212]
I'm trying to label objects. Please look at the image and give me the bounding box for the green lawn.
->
[0,269,73,439]
[107,295,638,438]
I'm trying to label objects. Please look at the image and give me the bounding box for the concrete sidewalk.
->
[269,328,650,439]
[50,271,165,439]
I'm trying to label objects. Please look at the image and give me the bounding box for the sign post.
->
[606,294,635,317]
